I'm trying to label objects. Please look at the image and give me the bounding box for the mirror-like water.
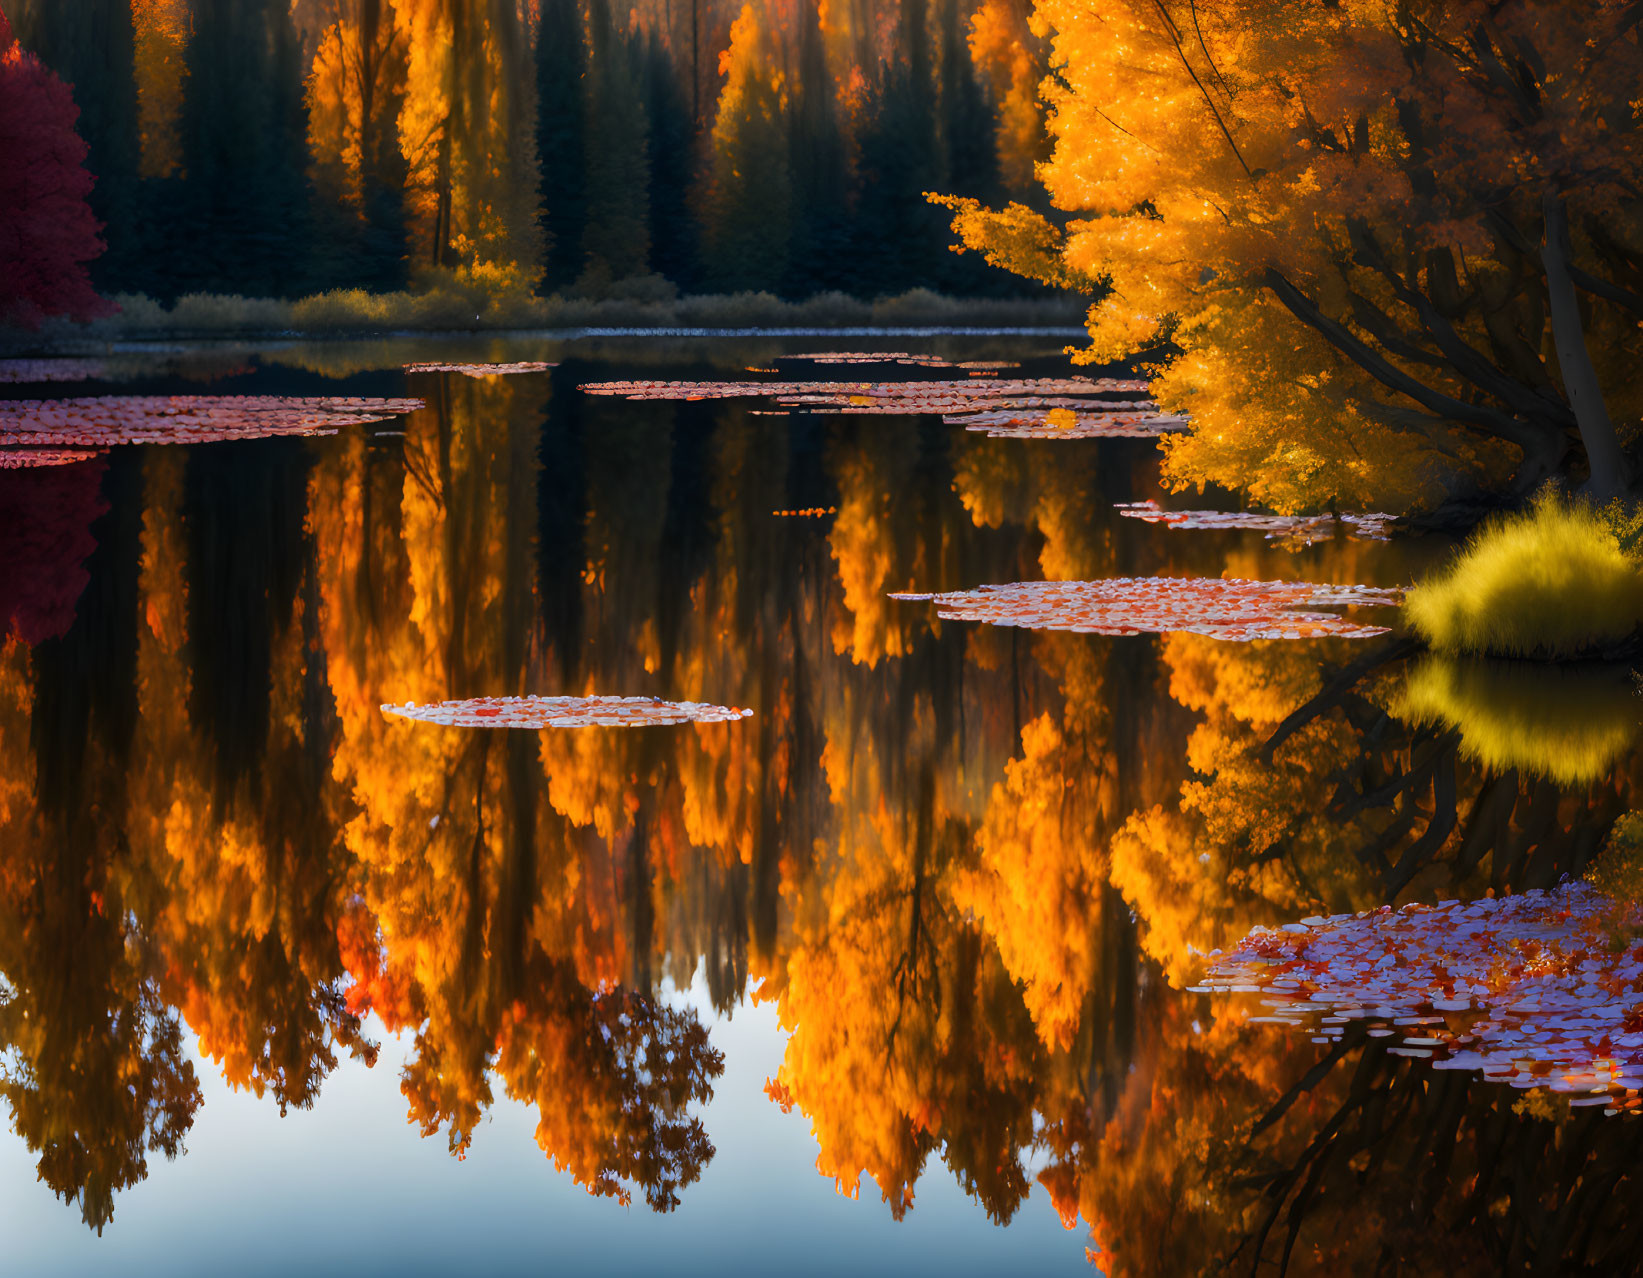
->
[2,335,1640,1277]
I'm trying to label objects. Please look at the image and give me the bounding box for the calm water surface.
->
[2,335,1640,1276]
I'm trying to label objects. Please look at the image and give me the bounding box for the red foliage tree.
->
[0,8,111,328]
[0,457,108,644]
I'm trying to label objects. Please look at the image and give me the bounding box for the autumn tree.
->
[0,7,110,327]
[942,0,1643,509]
[6,0,142,292]
[130,0,187,181]
[396,0,542,277]
[701,4,793,293]
[0,462,109,645]
[306,0,410,290]
[964,0,1047,197]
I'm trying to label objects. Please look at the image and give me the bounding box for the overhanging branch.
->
[1262,268,1558,458]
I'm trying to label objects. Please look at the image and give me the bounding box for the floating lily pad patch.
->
[1192,885,1643,1111]
[891,577,1402,640]
[382,694,754,728]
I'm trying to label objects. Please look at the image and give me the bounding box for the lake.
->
[1,333,1639,1276]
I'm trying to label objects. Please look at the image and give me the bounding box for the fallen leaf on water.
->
[1192,884,1643,1112]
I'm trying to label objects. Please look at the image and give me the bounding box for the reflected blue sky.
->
[0,974,1091,1277]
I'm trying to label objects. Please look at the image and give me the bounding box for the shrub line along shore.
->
[1,288,1088,355]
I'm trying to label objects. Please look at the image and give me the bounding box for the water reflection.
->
[0,348,1640,1271]
[1398,657,1641,787]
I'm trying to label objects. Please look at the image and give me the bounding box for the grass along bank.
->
[3,277,1086,352]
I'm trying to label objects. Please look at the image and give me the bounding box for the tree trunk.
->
[1542,189,1630,499]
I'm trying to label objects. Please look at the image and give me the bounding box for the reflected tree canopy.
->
[0,358,1641,1272]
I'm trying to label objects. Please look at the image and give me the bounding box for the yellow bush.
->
[1404,490,1643,658]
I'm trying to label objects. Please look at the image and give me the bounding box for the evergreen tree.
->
[173,0,315,297]
[579,0,651,287]
[643,31,697,290]
[934,0,1003,293]
[851,0,945,295]
[937,0,996,201]
[783,0,851,298]
[536,0,588,292]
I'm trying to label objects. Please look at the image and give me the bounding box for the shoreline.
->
[1,289,1089,357]
[9,324,1089,355]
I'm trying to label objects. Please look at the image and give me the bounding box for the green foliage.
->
[1584,813,1643,951]
[1404,490,1643,658]
[1589,812,1643,904]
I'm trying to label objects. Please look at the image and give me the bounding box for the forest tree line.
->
[6,0,1052,302]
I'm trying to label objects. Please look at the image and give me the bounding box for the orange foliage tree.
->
[940,0,1643,510]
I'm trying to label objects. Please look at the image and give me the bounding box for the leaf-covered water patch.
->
[582,375,1182,437]
[381,694,754,728]
[956,409,1189,438]
[774,352,1021,370]
[403,362,558,376]
[0,446,107,468]
[0,395,423,447]
[1192,885,1643,1112]
[580,376,1148,403]
[891,577,1401,640]
[1116,499,1393,544]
